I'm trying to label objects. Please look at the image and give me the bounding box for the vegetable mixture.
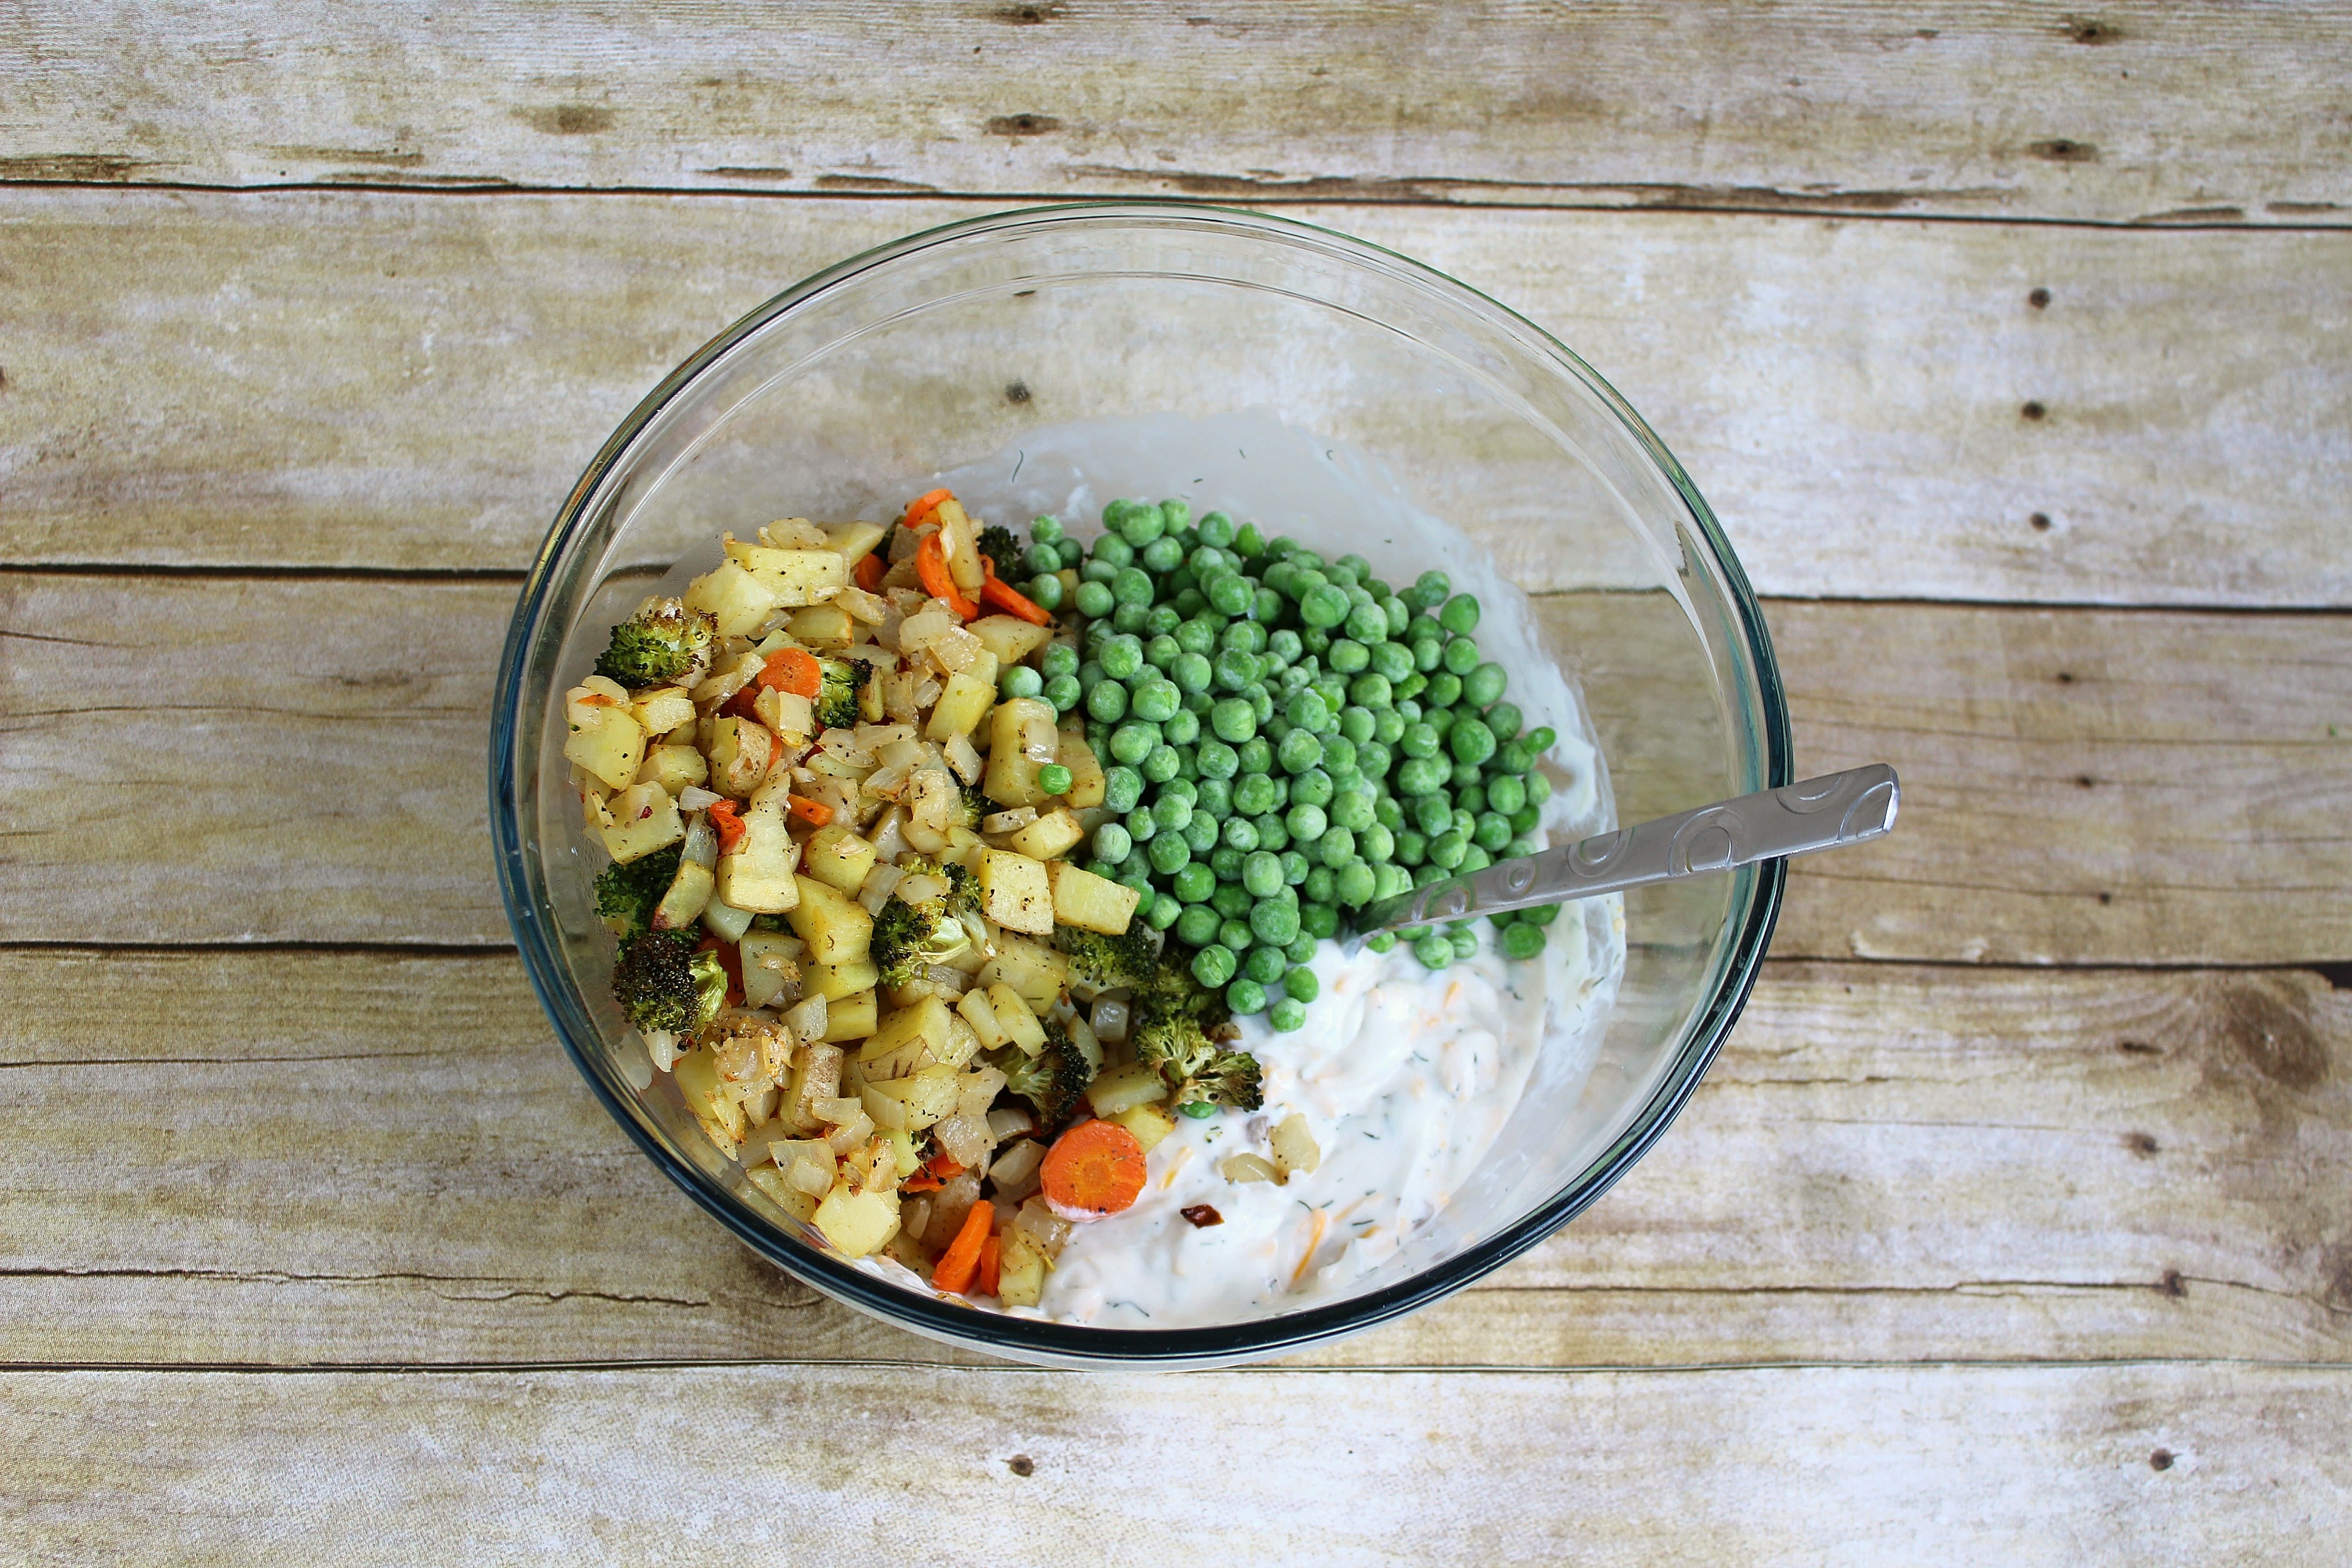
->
[566,490,1564,1309]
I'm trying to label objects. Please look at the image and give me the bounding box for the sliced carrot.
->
[853,551,885,592]
[915,531,980,618]
[785,794,834,828]
[978,561,1053,626]
[756,646,822,699]
[903,487,953,530]
[900,1170,944,1194]
[707,799,746,855]
[978,1232,1001,1297]
[1039,1119,1147,1219]
[922,1151,966,1180]
[930,1199,994,1294]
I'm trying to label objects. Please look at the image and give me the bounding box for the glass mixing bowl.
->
[491,203,1788,1369]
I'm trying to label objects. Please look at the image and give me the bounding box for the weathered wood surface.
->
[4,949,2341,1370]
[7,1,2350,229]
[8,573,2346,963]
[5,190,2349,604]
[6,1362,2343,1562]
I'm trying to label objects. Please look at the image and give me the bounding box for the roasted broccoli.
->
[595,844,683,941]
[594,595,718,690]
[817,656,873,729]
[1056,922,1162,996]
[979,525,1024,582]
[956,780,990,830]
[612,930,727,1036]
[1131,947,1263,1112]
[870,856,981,987]
[989,1021,1096,1135]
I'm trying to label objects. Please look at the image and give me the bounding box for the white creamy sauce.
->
[843,411,1625,1328]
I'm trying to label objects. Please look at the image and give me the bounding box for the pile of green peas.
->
[999,497,1564,1031]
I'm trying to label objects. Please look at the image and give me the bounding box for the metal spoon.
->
[1353,763,1900,937]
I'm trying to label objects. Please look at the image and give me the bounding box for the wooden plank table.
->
[4,4,2348,1558]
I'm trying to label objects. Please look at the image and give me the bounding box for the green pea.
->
[1102,765,1143,814]
[1328,638,1370,675]
[1348,671,1391,710]
[1506,834,1540,858]
[1450,717,1496,767]
[1147,892,1183,931]
[1029,514,1066,545]
[1392,671,1428,703]
[1141,534,1185,573]
[1192,777,1228,816]
[1358,822,1395,865]
[1510,805,1542,836]
[1334,861,1377,907]
[1299,902,1339,940]
[1175,905,1221,947]
[1162,708,1201,746]
[1191,737,1238,781]
[1302,866,1335,905]
[1413,793,1453,835]
[1058,537,1087,569]
[1191,943,1238,989]
[1123,806,1156,846]
[1110,601,1148,634]
[1484,701,1523,741]
[1238,850,1284,898]
[1277,728,1323,774]
[1395,756,1445,796]
[1442,637,1482,677]
[1224,977,1267,1015]
[1211,648,1258,692]
[1207,574,1255,617]
[1214,917,1250,952]
[1336,705,1374,744]
[1450,757,1482,790]
[1285,801,1328,842]
[1284,690,1333,734]
[1073,580,1115,618]
[1412,932,1452,970]
[1210,698,1257,743]
[1428,830,1467,870]
[1092,822,1133,863]
[1094,634,1139,679]
[1165,862,1210,905]
[1035,763,1073,795]
[1318,826,1357,867]
[1231,521,1265,557]
[1493,922,1546,962]
[1448,924,1480,960]
[998,665,1043,702]
[1037,642,1079,680]
[1024,573,1065,612]
[1474,812,1513,851]
[1142,744,1182,784]
[1280,849,1311,886]
[1238,737,1274,774]
[1411,634,1445,673]
[1462,661,1507,710]
[1486,773,1527,815]
[1211,880,1253,918]
[1253,811,1289,852]
[1299,584,1352,628]
[1459,782,1488,816]
[1248,898,1301,946]
[1342,601,1387,645]
[1131,677,1182,724]
[1457,844,1491,873]
[1328,790,1375,832]
[1232,773,1277,814]
[1183,810,1219,851]
[1525,771,1553,807]
[1372,862,1411,900]
[1223,815,1260,853]
[1094,532,1136,569]
[1400,722,1439,759]
[1364,930,1399,953]
[1321,734,1357,775]
[1238,944,1284,986]
[1292,768,1334,808]
[1438,593,1481,634]
[1268,997,1308,1031]
[1355,740,1391,779]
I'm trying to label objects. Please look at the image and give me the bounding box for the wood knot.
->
[1005,381,1032,404]
[2149,1447,2173,1470]
[2123,1131,2158,1156]
[2029,287,2051,308]
[1007,1454,1035,1475]
[2214,977,2328,1092]
[2067,18,2123,45]
[520,103,615,136]
[2029,138,2100,164]
[2158,1270,2186,1298]
[985,113,1062,138]
[2030,512,2052,531]
[2022,401,2048,420]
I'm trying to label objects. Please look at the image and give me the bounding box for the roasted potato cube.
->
[967,614,1055,668]
[1008,807,1087,863]
[996,1228,1046,1308]
[786,874,873,965]
[812,1185,899,1258]
[1085,1059,1169,1118]
[786,603,853,649]
[858,995,952,1078]
[924,671,995,743]
[683,560,781,637]
[982,697,1058,807]
[723,538,849,606]
[714,796,800,913]
[706,715,774,799]
[1109,1099,1178,1154]
[800,824,877,894]
[602,782,685,864]
[822,989,879,1042]
[978,849,1054,936]
[630,685,697,739]
[1048,859,1141,935]
[824,521,888,564]
[564,695,645,791]
[978,948,1064,1021]
[863,1065,963,1131]
[1055,727,1106,809]
[804,957,880,1002]
[634,742,709,796]
[651,859,715,934]
[739,929,805,1010]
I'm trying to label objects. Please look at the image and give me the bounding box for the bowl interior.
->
[494,206,1786,1367]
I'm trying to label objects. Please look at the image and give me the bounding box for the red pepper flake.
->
[1180,1204,1223,1228]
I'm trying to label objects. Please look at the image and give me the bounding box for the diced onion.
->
[678,785,725,812]
[931,1113,991,1169]
[785,993,828,1043]
[1221,1153,1280,1185]
[1090,997,1129,1044]
[985,1107,1034,1141]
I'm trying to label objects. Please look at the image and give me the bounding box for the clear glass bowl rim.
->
[490,201,1791,1367]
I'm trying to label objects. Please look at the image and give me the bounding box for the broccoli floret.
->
[1056,923,1161,996]
[817,656,873,729]
[989,1024,1096,1135]
[1130,947,1263,1113]
[979,524,1024,582]
[1177,1048,1264,1114]
[594,595,717,690]
[870,857,980,987]
[595,844,682,941]
[956,781,990,830]
[612,930,727,1036]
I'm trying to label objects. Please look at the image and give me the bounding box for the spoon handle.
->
[1355,763,1900,935]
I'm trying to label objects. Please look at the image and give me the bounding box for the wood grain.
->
[4,191,2348,603]
[8,574,2346,963]
[5,1362,2343,1562]
[6,2,2348,227]
[4,949,2341,1369]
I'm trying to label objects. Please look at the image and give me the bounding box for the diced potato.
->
[812,1185,900,1258]
[602,782,685,864]
[967,614,1055,668]
[786,603,853,648]
[675,1046,747,1146]
[1109,1099,1178,1155]
[700,895,755,943]
[822,989,879,1042]
[739,929,804,1010]
[724,538,850,606]
[824,521,888,564]
[956,987,1010,1048]
[1055,728,1106,808]
[864,1065,963,1131]
[634,742,708,796]
[786,875,873,965]
[564,698,646,790]
[714,797,800,914]
[1009,807,1087,863]
[800,824,877,894]
[858,995,952,1078]
[982,697,1058,807]
[978,849,1054,936]
[630,685,697,738]
[1047,859,1140,934]
[758,687,815,744]
[934,1012,982,1071]
[934,498,986,593]
[1270,1113,1323,1181]
[684,559,782,637]
[706,716,773,800]
[886,1126,923,1180]
[804,957,880,1002]
[924,671,995,743]
[996,1228,1047,1308]
[651,859,714,933]
[746,1164,821,1226]
[982,982,1048,1053]
[1085,1059,1169,1119]
[780,1042,843,1133]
